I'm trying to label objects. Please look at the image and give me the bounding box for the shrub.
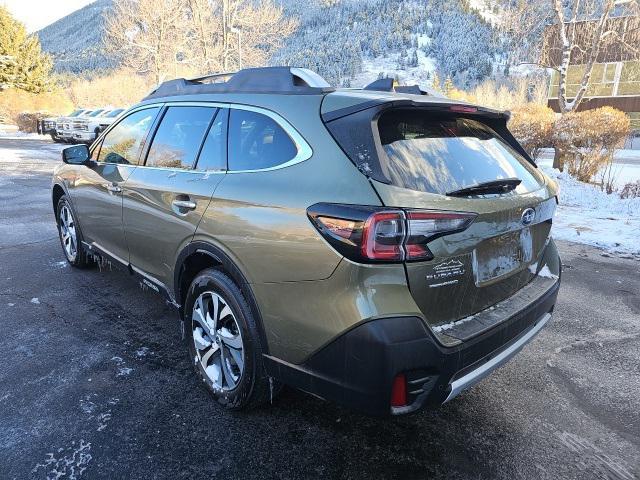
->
[620,180,640,199]
[15,111,48,133]
[552,107,630,183]
[508,104,555,159]
[63,69,154,109]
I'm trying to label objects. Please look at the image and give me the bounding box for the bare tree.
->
[216,0,297,71]
[541,0,640,113]
[104,0,190,84]
[105,0,297,81]
[186,0,224,72]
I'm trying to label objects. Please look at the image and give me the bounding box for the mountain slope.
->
[36,0,114,73]
[35,0,499,88]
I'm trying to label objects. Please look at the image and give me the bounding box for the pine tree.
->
[0,6,52,93]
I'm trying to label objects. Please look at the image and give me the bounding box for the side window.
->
[228,109,297,171]
[98,108,159,164]
[145,106,216,169]
[195,109,227,171]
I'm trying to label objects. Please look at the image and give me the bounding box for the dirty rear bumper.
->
[264,277,559,416]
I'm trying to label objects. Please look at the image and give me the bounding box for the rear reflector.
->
[315,216,357,240]
[390,374,407,407]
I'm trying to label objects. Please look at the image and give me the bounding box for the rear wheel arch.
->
[174,241,270,355]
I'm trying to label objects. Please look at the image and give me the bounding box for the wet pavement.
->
[1,137,639,479]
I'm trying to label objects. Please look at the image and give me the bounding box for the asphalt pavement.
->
[1,136,639,479]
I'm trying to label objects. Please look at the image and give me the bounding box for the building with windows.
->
[544,15,640,135]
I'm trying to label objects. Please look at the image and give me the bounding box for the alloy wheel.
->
[192,291,245,391]
[59,205,78,262]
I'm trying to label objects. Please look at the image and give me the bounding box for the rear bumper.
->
[264,276,559,416]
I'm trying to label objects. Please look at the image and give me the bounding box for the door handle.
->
[105,183,122,193]
[172,199,197,210]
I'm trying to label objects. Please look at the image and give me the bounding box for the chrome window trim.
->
[150,101,313,174]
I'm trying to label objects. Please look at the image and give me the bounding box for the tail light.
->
[361,211,405,260]
[308,203,476,263]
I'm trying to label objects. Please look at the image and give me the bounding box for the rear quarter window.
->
[377,109,544,195]
[228,109,297,171]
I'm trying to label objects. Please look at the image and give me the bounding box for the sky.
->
[1,0,95,32]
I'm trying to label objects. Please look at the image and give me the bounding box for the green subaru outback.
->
[52,67,560,415]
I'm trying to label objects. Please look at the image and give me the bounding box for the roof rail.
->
[188,71,236,84]
[363,77,442,97]
[142,66,335,100]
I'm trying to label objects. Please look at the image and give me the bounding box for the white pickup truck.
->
[71,108,125,144]
[56,109,107,143]
[44,109,89,142]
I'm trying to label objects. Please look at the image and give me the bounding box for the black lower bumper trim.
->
[264,279,560,416]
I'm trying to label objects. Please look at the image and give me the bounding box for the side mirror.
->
[62,144,90,165]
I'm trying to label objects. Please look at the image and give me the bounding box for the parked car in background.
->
[71,108,125,144]
[41,109,88,143]
[57,109,106,143]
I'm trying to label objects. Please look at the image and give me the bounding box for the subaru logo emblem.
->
[521,208,535,226]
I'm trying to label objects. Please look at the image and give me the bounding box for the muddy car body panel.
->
[52,67,560,415]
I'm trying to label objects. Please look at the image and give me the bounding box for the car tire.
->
[184,268,273,410]
[56,195,94,268]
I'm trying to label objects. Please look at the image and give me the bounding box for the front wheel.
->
[56,195,94,268]
[184,269,272,410]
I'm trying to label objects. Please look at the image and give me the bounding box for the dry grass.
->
[0,87,74,124]
[62,69,155,109]
[447,75,549,111]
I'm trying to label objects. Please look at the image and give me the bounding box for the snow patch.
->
[30,297,40,304]
[135,346,150,357]
[352,40,436,89]
[433,314,477,333]
[32,440,92,480]
[541,166,640,255]
[537,265,558,279]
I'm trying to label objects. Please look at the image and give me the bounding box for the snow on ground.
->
[542,165,640,257]
[468,0,501,25]
[351,41,436,89]
[0,125,45,139]
[0,130,64,178]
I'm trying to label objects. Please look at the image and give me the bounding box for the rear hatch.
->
[323,98,557,331]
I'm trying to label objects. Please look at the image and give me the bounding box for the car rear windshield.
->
[377,109,544,195]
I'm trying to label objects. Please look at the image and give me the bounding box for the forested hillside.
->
[36,0,114,73]
[37,0,501,88]
[273,0,498,88]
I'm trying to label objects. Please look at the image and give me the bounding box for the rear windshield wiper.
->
[446,178,522,197]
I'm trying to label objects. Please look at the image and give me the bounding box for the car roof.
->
[137,67,506,121]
